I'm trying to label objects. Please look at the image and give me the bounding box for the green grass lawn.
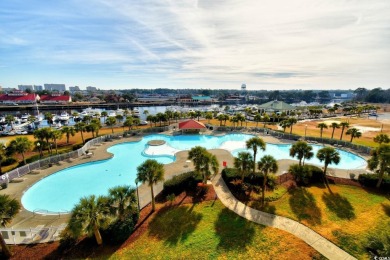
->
[249,184,390,259]
[111,201,323,259]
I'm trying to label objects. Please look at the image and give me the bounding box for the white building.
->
[44,84,66,92]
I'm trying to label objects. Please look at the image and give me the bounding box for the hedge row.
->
[289,164,323,186]
[163,171,202,195]
[358,174,390,191]
[221,168,277,190]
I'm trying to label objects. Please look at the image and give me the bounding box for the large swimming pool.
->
[21,134,366,213]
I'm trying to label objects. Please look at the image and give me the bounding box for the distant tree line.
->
[353,88,390,103]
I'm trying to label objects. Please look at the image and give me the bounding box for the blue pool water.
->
[21,134,366,213]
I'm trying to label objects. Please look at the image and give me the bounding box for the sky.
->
[0,0,389,90]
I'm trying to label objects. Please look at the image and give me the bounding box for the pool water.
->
[21,134,366,213]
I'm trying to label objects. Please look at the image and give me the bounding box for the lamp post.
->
[304,124,308,140]
[135,179,140,212]
[37,142,42,158]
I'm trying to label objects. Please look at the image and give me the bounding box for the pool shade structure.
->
[178,119,206,134]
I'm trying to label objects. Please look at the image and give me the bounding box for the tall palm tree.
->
[61,126,76,144]
[289,141,314,166]
[106,117,117,133]
[100,111,108,124]
[195,111,202,121]
[108,185,137,220]
[236,113,245,127]
[51,129,63,154]
[254,113,262,127]
[68,195,110,245]
[74,122,87,144]
[44,112,54,127]
[0,144,8,175]
[346,128,362,143]
[217,114,224,126]
[258,155,278,207]
[173,111,180,123]
[330,122,340,139]
[373,133,390,144]
[316,147,340,193]
[367,144,390,188]
[136,159,165,212]
[317,123,328,138]
[339,122,349,140]
[279,120,290,133]
[262,114,270,128]
[0,195,21,258]
[246,136,266,175]
[288,117,297,134]
[146,115,155,128]
[124,117,134,131]
[90,118,102,137]
[9,137,32,165]
[133,118,140,128]
[205,112,213,123]
[188,146,219,184]
[234,151,253,182]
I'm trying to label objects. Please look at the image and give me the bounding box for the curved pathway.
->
[211,173,357,260]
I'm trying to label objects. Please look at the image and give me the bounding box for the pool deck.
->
[0,130,369,232]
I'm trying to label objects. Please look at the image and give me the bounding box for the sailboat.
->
[33,95,43,126]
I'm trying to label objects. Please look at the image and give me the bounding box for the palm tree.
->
[262,114,270,128]
[90,119,102,137]
[205,112,213,123]
[246,136,266,175]
[0,195,21,258]
[61,126,76,144]
[316,147,340,193]
[367,144,390,188]
[108,185,137,220]
[289,141,313,166]
[195,111,202,121]
[373,133,390,144]
[106,117,117,133]
[217,114,225,126]
[74,122,87,144]
[115,114,124,124]
[101,111,108,123]
[136,159,165,212]
[146,115,155,128]
[44,112,54,127]
[317,123,328,138]
[68,195,110,245]
[346,128,362,142]
[124,117,134,131]
[173,111,180,123]
[257,155,278,207]
[330,122,340,139]
[82,115,92,124]
[279,120,290,133]
[234,151,253,182]
[133,118,140,128]
[254,113,262,127]
[236,113,245,127]
[0,144,8,175]
[288,117,297,134]
[188,146,219,184]
[51,129,63,154]
[9,137,32,165]
[339,122,349,140]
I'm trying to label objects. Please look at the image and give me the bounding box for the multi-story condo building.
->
[44,84,66,92]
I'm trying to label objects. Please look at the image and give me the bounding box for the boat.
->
[132,108,140,118]
[107,110,116,117]
[81,107,102,117]
[20,113,30,123]
[58,111,70,121]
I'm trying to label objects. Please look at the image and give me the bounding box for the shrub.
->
[222,168,276,189]
[221,168,239,183]
[163,171,202,195]
[72,144,84,151]
[289,164,323,186]
[358,174,390,190]
[25,154,41,164]
[2,157,17,166]
[102,210,139,245]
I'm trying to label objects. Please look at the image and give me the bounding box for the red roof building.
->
[178,119,206,133]
[0,92,39,104]
[40,94,72,104]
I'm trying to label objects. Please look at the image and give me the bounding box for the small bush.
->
[163,171,202,195]
[358,174,390,190]
[2,157,17,166]
[25,154,41,164]
[289,164,323,186]
[222,168,276,189]
[102,210,139,245]
[72,144,84,151]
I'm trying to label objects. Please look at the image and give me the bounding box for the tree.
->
[217,114,224,126]
[136,159,165,212]
[330,122,340,139]
[44,112,54,127]
[262,114,270,128]
[195,111,202,121]
[115,114,124,124]
[106,117,117,133]
[258,155,278,207]
[51,129,63,154]
[246,137,266,175]
[316,147,340,193]
[9,137,32,165]
[279,120,289,132]
[254,113,262,127]
[288,117,297,134]
[90,119,102,137]
[0,195,21,258]
[317,123,328,138]
[346,128,362,142]
[124,117,134,131]
[61,126,76,144]
[205,112,213,123]
[367,144,390,188]
[68,195,110,245]
[0,144,8,175]
[101,111,108,123]
[374,133,390,144]
[339,122,349,140]
[146,115,155,128]
[108,185,137,221]
[74,122,87,144]
[234,151,253,182]
[235,113,245,127]
[289,141,313,166]
[188,146,219,184]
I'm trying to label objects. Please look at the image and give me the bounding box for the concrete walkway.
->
[211,172,357,260]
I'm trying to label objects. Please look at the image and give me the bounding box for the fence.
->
[0,126,170,185]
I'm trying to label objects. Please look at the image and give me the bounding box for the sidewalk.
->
[211,172,357,260]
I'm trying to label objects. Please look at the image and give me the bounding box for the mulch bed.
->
[7,185,216,260]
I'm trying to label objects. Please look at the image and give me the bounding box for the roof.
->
[0,93,38,102]
[179,119,206,130]
[40,95,71,102]
[258,100,295,111]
